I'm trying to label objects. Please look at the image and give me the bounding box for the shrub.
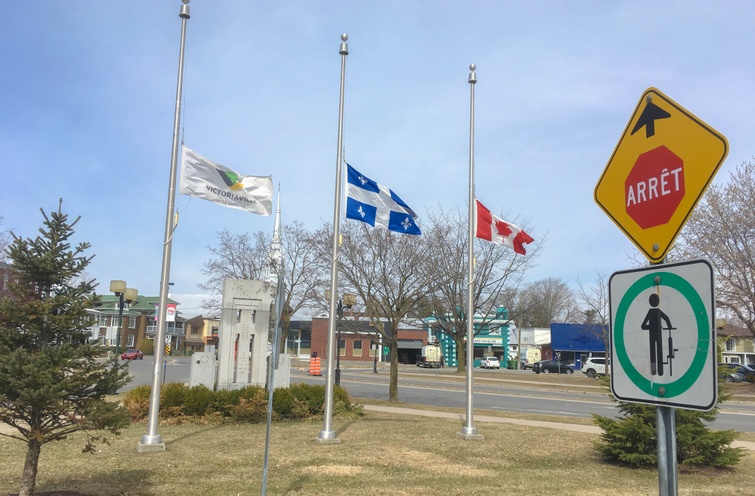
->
[161,383,189,412]
[232,387,267,423]
[272,388,296,419]
[122,382,362,424]
[124,385,152,421]
[184,385,214,417]
[210,388,241,417]
[333,385,363,417]
[287,383,326,415]
[594,401,745,468]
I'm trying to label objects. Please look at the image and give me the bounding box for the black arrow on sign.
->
[631,101,671,138]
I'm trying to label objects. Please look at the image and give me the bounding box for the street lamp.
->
[110,280,138,358]
[372,340,378,373]
[326,291,356,386]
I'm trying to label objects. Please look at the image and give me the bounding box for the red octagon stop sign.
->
[624,145,685,229]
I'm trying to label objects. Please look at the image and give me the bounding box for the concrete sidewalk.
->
[2,405,752,452]
[363,404,755,452]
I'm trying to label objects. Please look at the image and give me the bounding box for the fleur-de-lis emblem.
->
[358,174,367,186]
[358,206,366,218]
[401,217,412,230]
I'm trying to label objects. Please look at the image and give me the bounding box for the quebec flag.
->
[345,164,421,235]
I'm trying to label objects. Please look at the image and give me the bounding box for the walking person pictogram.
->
[641,293,675,376]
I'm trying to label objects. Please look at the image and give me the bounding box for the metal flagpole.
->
[316,33,349,444]
[262,257,285,494]
[459,64,483,441]
[138,0,190,453]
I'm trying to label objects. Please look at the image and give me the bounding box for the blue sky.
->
[2,1,754,316]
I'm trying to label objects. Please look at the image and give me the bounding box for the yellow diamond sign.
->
[594,87,728,262]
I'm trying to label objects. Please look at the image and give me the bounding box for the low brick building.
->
[309,315,427,365]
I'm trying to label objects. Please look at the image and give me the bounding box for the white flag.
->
[180,146,273,215]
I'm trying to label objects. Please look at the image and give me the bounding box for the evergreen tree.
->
[0,202,130,496]
[594,399,745,469]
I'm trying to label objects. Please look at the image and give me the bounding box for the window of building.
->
[127,335,135,347]
[369,343,378,358]
[98,315,108,327]
[338,339,345,357]
[726,337,736,351]
[111,316,121,327]
[353,340,363,357]
[129,316,136,329]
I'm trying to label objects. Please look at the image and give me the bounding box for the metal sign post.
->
[597,88,727,495]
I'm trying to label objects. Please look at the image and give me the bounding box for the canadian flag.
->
[475,200,534,255]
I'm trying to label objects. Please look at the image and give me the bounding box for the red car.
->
[120,349,144,360]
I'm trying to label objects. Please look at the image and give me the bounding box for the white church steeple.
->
[266,186,282,285]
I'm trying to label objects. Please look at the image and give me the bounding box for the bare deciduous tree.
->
[278,221,328,341]
[678,160,755,337]
[422,207,539,372]
[576,270,610,349]
[337,222,429,402]
[199,229,271,313]
[200,223,326,351]
[513,277,578,327]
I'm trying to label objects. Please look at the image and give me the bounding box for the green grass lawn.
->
[1,409,753,496]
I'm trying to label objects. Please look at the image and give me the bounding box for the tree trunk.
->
[455,335,466,372]
[388,342,399,402]
[20,438,41,496]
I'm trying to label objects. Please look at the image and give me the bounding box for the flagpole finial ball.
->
[341,33,348,41]
[469,64,476,72]
[181,0,189,4]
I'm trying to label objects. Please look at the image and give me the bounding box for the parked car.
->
[532,359,573,374]
[121,349,144,360]
[721,371,746,383]
[480,356,501,369]
[719,363,754,382]
[582,357,607,378]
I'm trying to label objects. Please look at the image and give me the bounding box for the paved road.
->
[291,367,755,432]
[120,357,755,433]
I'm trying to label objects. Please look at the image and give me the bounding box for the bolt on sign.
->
[594,88,728,262]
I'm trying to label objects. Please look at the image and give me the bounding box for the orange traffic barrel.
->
[309,357,322,376]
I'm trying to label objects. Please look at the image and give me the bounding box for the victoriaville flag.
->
[180,146,273,215]
[345,163,421,235]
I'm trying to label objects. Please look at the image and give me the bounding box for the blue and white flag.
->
[345,164,421,235]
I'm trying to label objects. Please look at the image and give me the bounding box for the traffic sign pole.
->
[655,259,677,496]
[657,401,678,496]
[598,88,726,496]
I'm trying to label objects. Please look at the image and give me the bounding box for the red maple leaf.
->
[495,220,513,237]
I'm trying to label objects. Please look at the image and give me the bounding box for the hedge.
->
[124,383,362,423]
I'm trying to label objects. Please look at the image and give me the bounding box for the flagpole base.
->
[315,430,341,445]
[457,427,484,441]
[137,435,166,453]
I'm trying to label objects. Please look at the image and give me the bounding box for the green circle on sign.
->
[614,272,709,398]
